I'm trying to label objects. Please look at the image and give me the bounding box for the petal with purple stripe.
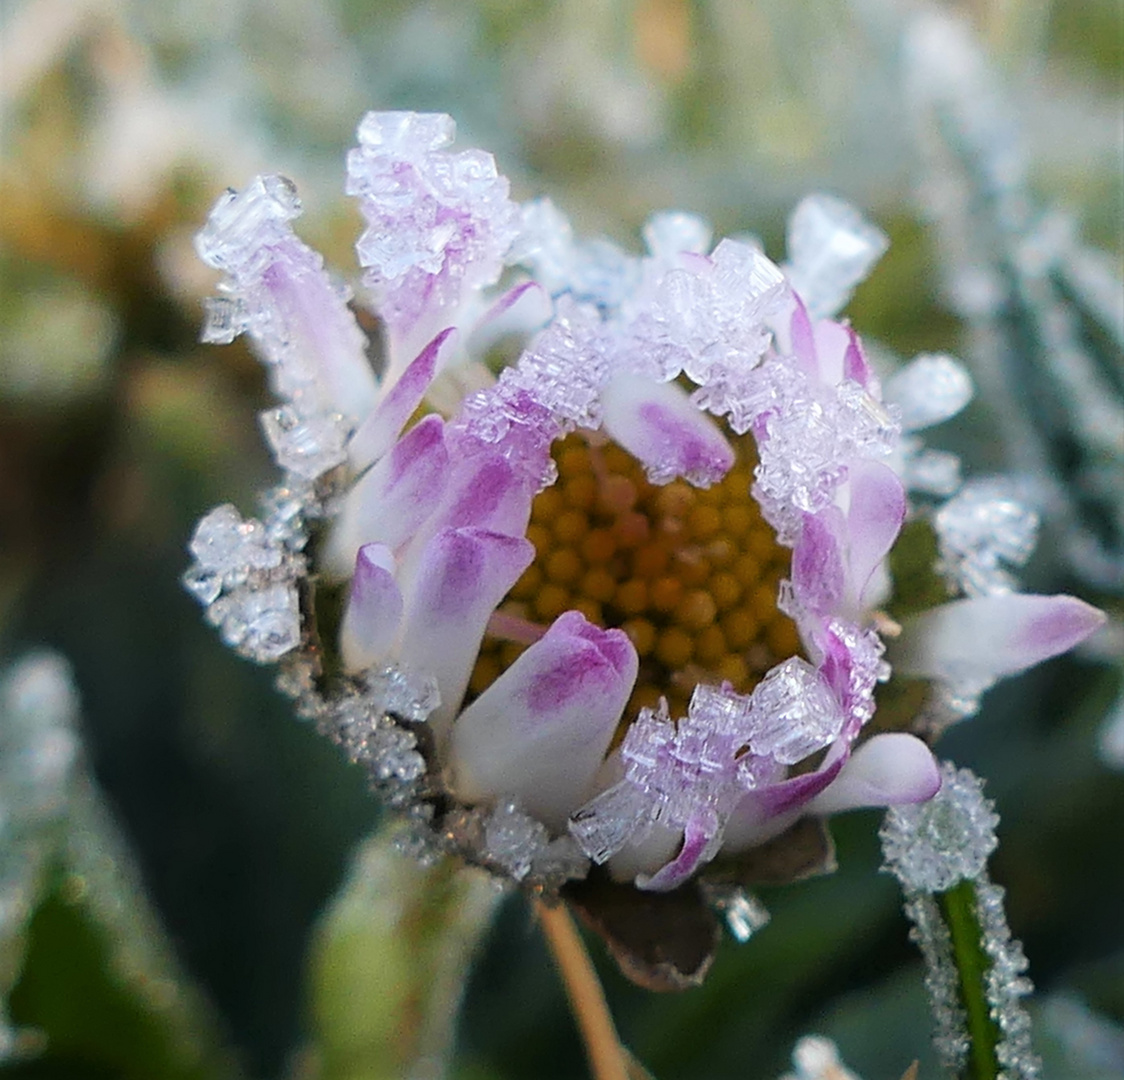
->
[398,527,534,739]
[806,733,941,816]
[449,611,637,830]
[601,373,735,487]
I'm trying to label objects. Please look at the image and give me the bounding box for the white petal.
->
[349,328,455,471]
[895,593,1106,689]
[806,733,941,816]
[601,373,734,487]
[339,544,404,671]
[397,527,534,741]
[450,611,638,831]
[325,414,450,577]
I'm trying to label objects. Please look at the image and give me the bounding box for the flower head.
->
[184,111,1104,983]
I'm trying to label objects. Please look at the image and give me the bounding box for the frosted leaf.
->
[747,658,845,764]
[207,583,301,662]
[881,762,998,893]
[885,354,974,432]
[259,405,349,480]
[935,477,1040,596]
[481,801,549,882]
[784,194,889,320]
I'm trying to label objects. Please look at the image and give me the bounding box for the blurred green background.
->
[0,1,1121,1077]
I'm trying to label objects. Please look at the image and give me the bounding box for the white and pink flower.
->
[186,111,1105,901]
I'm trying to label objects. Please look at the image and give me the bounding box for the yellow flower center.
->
[468,431,800,720]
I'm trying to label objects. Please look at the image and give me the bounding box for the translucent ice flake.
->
[187,505,283,586]
[703,883,771,943]
[881,762,998,893]
[206,583,301,662]
[347,111,520,341]
[935,478,1040,596]
[784,194,889,320]
[364,665,440,725]
[636,239,787,391]
[259,405,350,480]
[195,174,302,276]
[481,800,550,882]
[511,198,643,310]
[747,658,845,764]
[885,353,973,432]
[749,365,900,536]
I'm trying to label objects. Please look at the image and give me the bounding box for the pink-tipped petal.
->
[601,373,735,487]
[635,817,714,892]
[845,460,906,608]
[325,414,450,576]
[468,281,553,355]
[339,544,404,671]
[398,527,534,739]
[806,733,941,816]
[722,742,849,853]
[449,611,638,830]
[349,328,456,470]
[896,593,1106,686]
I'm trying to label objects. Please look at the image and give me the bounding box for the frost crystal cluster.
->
[182,110,1102,918]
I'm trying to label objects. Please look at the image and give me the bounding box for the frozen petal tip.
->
[895,593,1106,702]
[806,733,941,816]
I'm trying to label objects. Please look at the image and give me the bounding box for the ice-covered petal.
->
[398,527,534,739]
[325,414,450,577]
[792,509,846,617]
[784,193,889,320]
[600,373,735,487]
[635,816,716,892]
[348,329,455,471]
[895,593,1106,690]
[449,611,638,830]
[805,733,941,816]
[721,743,849,852]
[196,175,378,421]
[340,544,404,671]
[468,281,553,356]
[845,460,906,608]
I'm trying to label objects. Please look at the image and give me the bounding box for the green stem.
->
[939,879,1000,1080]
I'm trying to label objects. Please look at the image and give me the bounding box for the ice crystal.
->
[881,763,997,893]
[259,405,349,481]
[935,478,1040,596]
[196,175,376,427]
[883,763,1041,1077]
[783,194,889,320]
[703,884,771,943]
[184,505,304,663]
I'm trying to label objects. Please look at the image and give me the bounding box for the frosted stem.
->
[536,900,632,1080]
[940,880,1001,1080]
